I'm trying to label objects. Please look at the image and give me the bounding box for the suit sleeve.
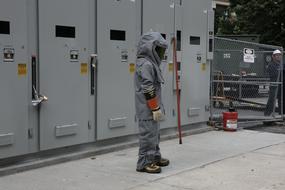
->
[138,62,159,111]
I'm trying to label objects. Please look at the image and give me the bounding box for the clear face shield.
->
[155,46,166,61]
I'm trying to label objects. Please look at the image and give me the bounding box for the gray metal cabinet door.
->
[142,0,175,129]
[96,0,139,140]
[180,0,212,124]
[38,0,93,150]
[0,0,29,158]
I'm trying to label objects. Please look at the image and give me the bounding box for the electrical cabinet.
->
[0,0,213,159]
[38,0,95,150]
[0,0,30,158]
[96,0,140,140]
[142,0,177,129]
[180,0,213,124]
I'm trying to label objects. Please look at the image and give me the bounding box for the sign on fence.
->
[243,48,255,63]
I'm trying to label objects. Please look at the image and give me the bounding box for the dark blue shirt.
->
[267,61,280,82]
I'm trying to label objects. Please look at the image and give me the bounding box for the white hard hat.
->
[273,49,282,55]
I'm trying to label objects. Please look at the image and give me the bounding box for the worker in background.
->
[264,49,283,116]
[134,32,169,174]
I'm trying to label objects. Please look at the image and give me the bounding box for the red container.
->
[223,111,238,131]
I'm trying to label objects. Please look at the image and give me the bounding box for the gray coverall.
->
[134,32,168,170]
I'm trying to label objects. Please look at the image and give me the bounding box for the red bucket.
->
[223,111,238,131]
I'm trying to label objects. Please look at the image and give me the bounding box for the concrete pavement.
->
[0,129,285,190]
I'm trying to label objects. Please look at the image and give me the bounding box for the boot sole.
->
[136,168,161,174]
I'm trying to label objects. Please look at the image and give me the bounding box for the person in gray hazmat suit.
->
[134,32,170,173]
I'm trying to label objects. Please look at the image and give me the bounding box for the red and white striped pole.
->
[172,37,182,144]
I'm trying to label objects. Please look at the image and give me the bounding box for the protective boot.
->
[136,163,161,174]
[155,158,169,167]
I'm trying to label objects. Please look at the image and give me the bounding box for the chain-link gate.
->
[210,37,284,125]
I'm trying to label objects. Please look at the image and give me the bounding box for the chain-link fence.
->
[210,37,284,124]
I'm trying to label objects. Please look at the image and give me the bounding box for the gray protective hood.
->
[137,32,168,83]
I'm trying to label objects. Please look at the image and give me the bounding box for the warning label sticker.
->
[81,63,88,75]
[18,63,27,76]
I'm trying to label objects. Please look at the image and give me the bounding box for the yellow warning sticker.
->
[168,63,173,72]
[201,63,206,71]
[129,63,135,73]
[81,63,88,75]
[18,63,27,76]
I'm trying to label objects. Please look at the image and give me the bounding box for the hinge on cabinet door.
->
[205,105,210,112]
[28,128,34,139]
[88,121,91,130]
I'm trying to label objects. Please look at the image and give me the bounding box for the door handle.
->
[31,55,48,106]
[31,55,37,100]
[32,86,48,106]
[90,54,97,95]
